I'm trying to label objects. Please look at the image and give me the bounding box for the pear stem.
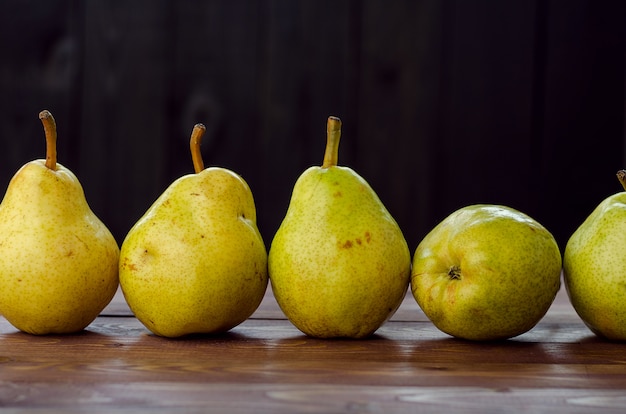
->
[190,123,207,174]
[39,110,57,170]
[322,116,342,168]
[617,170,626,191]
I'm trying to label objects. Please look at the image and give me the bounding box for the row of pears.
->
[0,110,623,341]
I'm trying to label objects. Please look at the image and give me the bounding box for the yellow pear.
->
[0,110,120,334]
[563,170,626,340]
[119,123,268,337]
[412,204,562,341]
[268,116,411,338]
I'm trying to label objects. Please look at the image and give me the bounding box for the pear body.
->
[268,166,411,338]
[412,205,562,341]
[119,168,268,337]
[563,192,626,340]
[0,161,120,334]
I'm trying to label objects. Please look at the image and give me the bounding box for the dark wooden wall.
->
[1,0,624,253]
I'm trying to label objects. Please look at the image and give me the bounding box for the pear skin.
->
[412,204,562,341]
[0,110,120,335]
[563,170,626,340]
[268,117,411,339]
[119,124,268,338]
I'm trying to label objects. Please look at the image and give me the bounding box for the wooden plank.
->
[256,0,360,240]
[357,0,444,250]
[3,382,626,414]
[78,0,172,244]
[1,280,622,412]
[0,317,618,388]
[432,0,539,228]
[0,0,79,191]
[0,313,609,365]
[167,1,264,180]
[530,0,626,248]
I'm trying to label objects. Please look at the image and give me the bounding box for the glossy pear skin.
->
[119,168,268,338]
[269,166,411,338]
[0,161,120,334]
[412,205,562,341]
[564,192,626,340]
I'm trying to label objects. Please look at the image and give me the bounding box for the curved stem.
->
[39,110,57,170]
[190,123,207,174]
[322,116,342,168]
[617,170,626,191]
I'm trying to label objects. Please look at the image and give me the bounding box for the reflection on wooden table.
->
[1,283,625,413]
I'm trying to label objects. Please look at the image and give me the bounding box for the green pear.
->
[563,170,626,340]
[412,204,562,341]
[0,110,120,335]
[268,116,411,339]
[119,123,268,338]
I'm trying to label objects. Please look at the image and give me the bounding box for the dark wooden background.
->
[0,0,624,253]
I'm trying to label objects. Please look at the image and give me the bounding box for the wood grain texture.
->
[3,383,626,414]
[2,286,626,412]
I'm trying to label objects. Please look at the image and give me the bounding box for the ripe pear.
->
[119,123,268,338]
[563,170,626,340]
[0,110,120,335]
[268,116,411,339]
[412,204,562,341]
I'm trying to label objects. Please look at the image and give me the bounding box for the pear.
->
[268,116,411,338]
[563,170,626,340]
[412,204,562,341]
[0,110,120,335]
[119,123,268,338]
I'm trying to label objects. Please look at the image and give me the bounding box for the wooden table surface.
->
[1,279,625,413]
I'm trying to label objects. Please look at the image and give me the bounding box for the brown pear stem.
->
[190,123,207,174]
[39,110,57,170]
[322,116,342,168]
[617,170,626,191]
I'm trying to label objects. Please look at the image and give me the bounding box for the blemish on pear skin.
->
[333,191,342,198]
[122,257,138,272]
[125,262,138,271]
[365,231,371,243]
[445,284,457,302]
[74,234,89,250]
[339,234,372,248]
[339,240,353,249]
